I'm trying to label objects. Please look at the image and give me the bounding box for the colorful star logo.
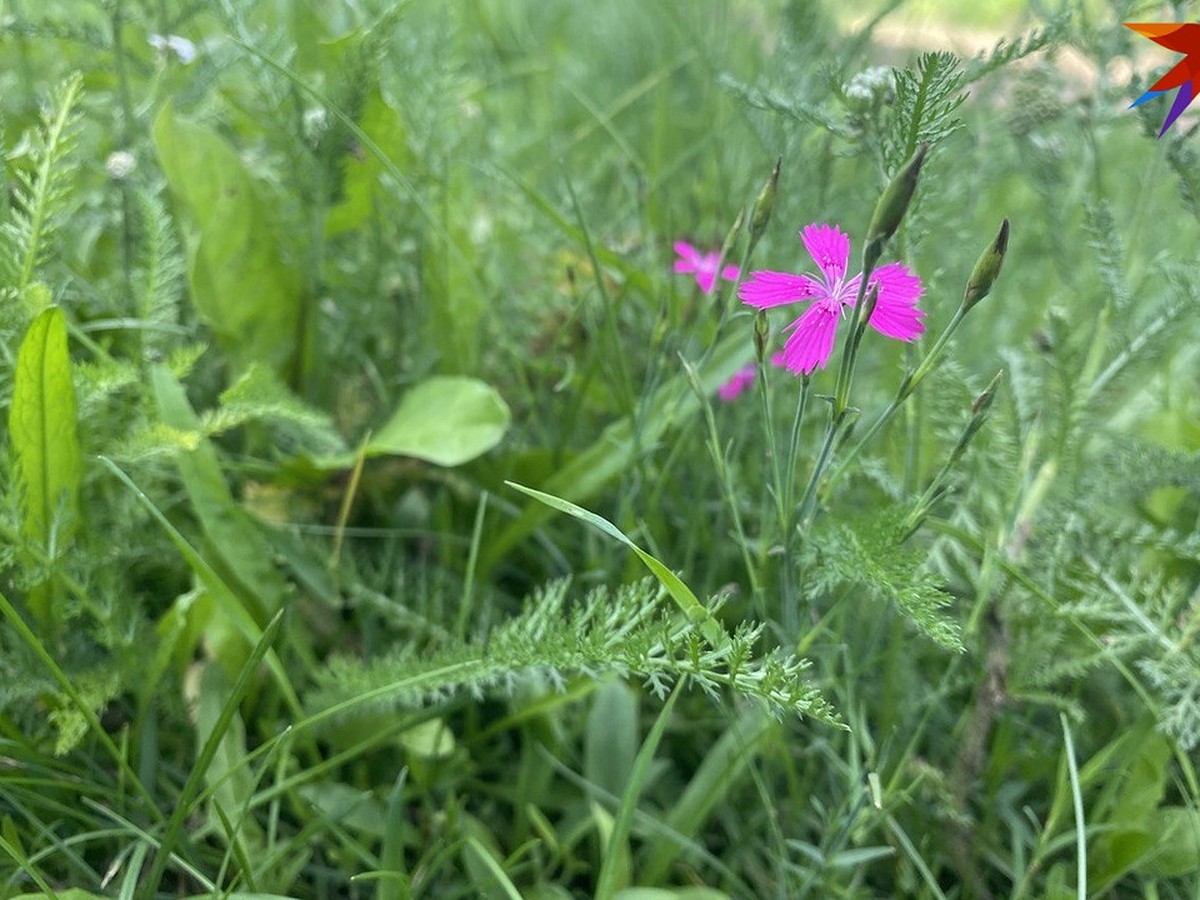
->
[1127,22,1200,137]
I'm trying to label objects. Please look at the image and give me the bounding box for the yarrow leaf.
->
[810,507,962,651]
[309,579,840,726]
[884,51,966,174]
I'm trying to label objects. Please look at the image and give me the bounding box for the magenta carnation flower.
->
[674,241,740,294]
[717,353,788,402]
[737,224,925,375]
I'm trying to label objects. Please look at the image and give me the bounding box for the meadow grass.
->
[1,1,1199,898]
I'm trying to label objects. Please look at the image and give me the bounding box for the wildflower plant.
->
[738,222,926,374]
[2,4,1199,899]
[674,240,741,294]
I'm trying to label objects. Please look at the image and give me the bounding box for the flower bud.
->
[953,370,1003,459]
[720,208,745,265]
[963,218,1010,310]
[754,310,769,364]
[750,157,782,247]
[866,142,929,251]
[105,150,137,181]
[972,369,1003,415]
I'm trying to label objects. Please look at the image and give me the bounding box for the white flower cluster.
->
[105,150,137,181]
[148,33,197,64]
[843,66,895,106]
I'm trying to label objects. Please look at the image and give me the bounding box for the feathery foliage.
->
[0,72,82,310]
[312,578,840,725]
[883,51,966,173]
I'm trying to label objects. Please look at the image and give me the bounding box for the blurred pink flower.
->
[674,241,740,294]
[737,224,925,374]
[717,353,787,402]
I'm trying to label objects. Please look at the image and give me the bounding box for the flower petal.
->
[695,268,717,294]
[867,262,926,340]
[800,223,851,284]
[782,299,842,374]
[720,264,741,282]
[717,364,756,401]
[738,270,825,309]
[674,241,701,264]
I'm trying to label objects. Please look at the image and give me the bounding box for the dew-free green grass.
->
[1,1,1199,898]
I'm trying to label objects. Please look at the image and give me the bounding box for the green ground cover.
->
[1,0,1199,897]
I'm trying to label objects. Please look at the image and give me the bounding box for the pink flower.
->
[717,353,787,402]
[737,224,925,375]
[674,241,740,294]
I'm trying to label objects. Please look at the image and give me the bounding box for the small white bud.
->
[105,150,137,181]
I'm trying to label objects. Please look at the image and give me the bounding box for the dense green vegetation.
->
[1,1,1199,897]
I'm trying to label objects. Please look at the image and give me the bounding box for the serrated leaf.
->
[811,507,961,650]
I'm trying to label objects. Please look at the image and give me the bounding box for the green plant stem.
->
[823,303,969,498]
[779,377,810,636]
[783,375,812,527]
[832,257,878,417]
[757,355,786,533]
[690,360,761,598]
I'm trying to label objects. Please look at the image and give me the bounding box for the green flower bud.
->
[754,310,769,364]
[963,218,1010,310]
[866,142,929,250]
[750,157,782,247]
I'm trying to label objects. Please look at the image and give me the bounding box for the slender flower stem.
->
[783,375,811,524]
[823,303,969,498]
[757,355,787,532]
[779,376,810,635]
[832,258,878,417]
[684,359,762,598]
[795,409,844,535]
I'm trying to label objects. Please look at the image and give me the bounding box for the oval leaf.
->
[316,376,509,469]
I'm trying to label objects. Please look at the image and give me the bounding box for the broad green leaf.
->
[9,306,82,627]
[145,610,285,893]
[595,683,683,900]
[314,376,510,469]
[423,164,485,374]
[505,482,726,647]
[591,801,631,894]
[153,104,304,372]
[398,718,456,760]
[326,87,412,236]
[586,679,639,799]
[1145,806,1200,876]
